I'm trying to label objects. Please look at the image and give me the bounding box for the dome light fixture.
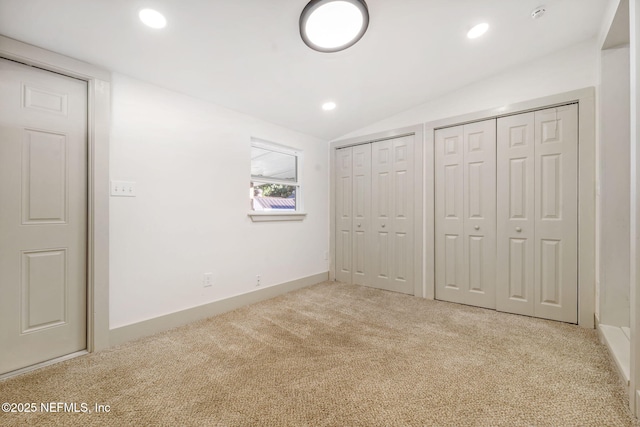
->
[300,0,369,52]
[467,22,489,39]
[139,8,167,29]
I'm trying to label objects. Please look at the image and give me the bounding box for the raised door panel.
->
[335,147,352,283]
[390,136,413,294]
[435,126,465,304]
[371,139,392,290]
[534,105,578,323]
[22,130,67,224]
[462,120,496,309]
[496,113,535,316]
[352,144,371,285]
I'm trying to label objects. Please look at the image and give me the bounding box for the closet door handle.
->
[515,227,522,233]
[381,224,386,228]
[357,223,361,228]
[474,225,480,230]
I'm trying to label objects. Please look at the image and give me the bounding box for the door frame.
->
[329,124,424,297]
[424,87,596,328]
[0,35,111,354]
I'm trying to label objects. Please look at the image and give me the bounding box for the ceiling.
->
[0,0,608,140]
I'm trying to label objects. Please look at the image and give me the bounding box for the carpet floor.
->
[0,281,637,426]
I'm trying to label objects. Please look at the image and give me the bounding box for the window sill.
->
[248,212,307,222]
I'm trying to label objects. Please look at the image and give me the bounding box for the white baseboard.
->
[596,317,631,387]
[109,272,329,347]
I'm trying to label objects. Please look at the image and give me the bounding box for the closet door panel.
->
[335,148,353,283]
[372,139,392,290]
[390,136,414,294]
[352,144,371,285]
[463,120,496,309]
[497,113,535,316]
[435,126,465,303]
[534,105,578,323]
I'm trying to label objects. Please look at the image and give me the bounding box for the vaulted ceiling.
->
[0,0,609,140]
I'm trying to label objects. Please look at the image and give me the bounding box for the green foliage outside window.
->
[253,183,295,199]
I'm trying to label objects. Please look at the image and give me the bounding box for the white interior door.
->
[533,105,578,323]
[497,112,536,315]
[351,144,371,286]
[335,147,353,283]
[371,135,414,294]
[496,105,578,323]
[435,120,496,307]
[462,120,496,309]
[435,125,465,303]
[0,58,87,375]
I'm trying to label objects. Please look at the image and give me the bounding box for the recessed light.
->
[139,8,167,29]
[467,22,489,39]
[322,101,337,111]
[300,0,369,52]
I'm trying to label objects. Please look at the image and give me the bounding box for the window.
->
[249,139,305,221]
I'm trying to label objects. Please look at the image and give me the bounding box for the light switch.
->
[110,180,136,197]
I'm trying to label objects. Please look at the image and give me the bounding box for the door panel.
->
[497,112,535,316]
[462,120,496,309]
[371,136,414,294]
[496,105,578,323]
[352,144,371,285]
[390,136,413,292]
[436,120,495,307]
[435,126,465,303]
[0,58,87,374]
[533,105,578,323]
[372,139,392,291]
[335,148,353,283]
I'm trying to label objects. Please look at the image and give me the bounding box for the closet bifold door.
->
[335,147,353,283]
[371,135,414,294]
[533,105,578,323]
[351,144,372,286]
[496,112,536,316]
[435,120,496,308]
[496,105,578,323]
[335,144,372,285]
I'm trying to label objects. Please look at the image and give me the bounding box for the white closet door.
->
[0,58,87,374]
[371,135,414,294]
[497,112,535,315]
[534,105,578,323]
[435,121,495,307]
[496,105,578,323]
[463,120,496,309]
[335,147,353,283]
[435,126,465,303]
[352,144,371,285]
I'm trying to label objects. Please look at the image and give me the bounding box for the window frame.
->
[248,138,306,222]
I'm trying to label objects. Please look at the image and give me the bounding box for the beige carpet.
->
[0,282,637,426]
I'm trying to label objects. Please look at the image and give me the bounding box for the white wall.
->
[337,39,598,140]
[598,44,631,326]
[109,74,328,329]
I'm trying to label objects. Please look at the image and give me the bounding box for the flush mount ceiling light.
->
[322,101,337,111]
[300,0,369,52]
[467,22,489,39]
[139,8,167,29]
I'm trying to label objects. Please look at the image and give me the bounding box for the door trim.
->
[424,87,596,328]
[0,35,111,352]
[329,124,424,297]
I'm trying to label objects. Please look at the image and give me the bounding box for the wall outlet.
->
[256,275,261,287]
[111,180,136,197]
[203,273,213,287]
[323,251,328,261]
